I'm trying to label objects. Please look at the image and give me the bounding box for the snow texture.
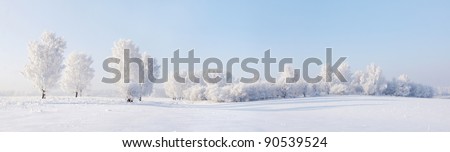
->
[0,96,448,131]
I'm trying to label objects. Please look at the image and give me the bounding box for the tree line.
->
[23,32,434,102]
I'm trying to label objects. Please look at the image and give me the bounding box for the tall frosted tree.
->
[394,74,411,96]
[361,63,387,95]
[329,62,353,95]
[319,66,331,95]
[164,71,186,100]
[138,52,160,101]
[23,32,66,99]
[60,52,95,97]
[111,39,142,102]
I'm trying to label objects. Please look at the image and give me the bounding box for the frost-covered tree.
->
[350,70,365,94]
[185,83,207,101]
[164,71,213,101]
[318,62,353,96]
[204,72,227,101]
[318,66,331,95]
[23,32,66,99]
[394,74,411,96]
[111,39,142,102]
[330,62,353,95]
[410,83,434,98]
[164,71,186,100]
[60,52,95,97]
[138,53,160,101]
[277,64,304,98]
[298,80,309,97]
[183,71,207,101]
[360,64,387,95]
[384,74,434,98]
[307,83,322,97]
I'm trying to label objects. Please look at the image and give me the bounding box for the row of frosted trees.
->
[23,32,160,102]
[164,63,434,102]
[23,32,94,99]
[23,32,434,102]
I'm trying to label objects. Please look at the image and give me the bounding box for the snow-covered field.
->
[0,96,449,132]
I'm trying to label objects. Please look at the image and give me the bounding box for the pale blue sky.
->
[0,0,449,92]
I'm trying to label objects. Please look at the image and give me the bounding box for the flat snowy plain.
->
[0,96,449,131]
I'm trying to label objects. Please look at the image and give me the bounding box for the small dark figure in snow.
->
[41,89,46,99]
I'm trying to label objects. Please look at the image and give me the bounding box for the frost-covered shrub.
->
[163,63,434,102]
[410,83,434,98]
[384,74,434,98]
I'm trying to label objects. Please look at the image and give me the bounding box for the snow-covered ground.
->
[0,96,449,132]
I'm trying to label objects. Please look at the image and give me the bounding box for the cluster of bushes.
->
[164,63,435,102]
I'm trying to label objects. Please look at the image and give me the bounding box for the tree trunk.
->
[41,89,46,99]
[75,92,78,98]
